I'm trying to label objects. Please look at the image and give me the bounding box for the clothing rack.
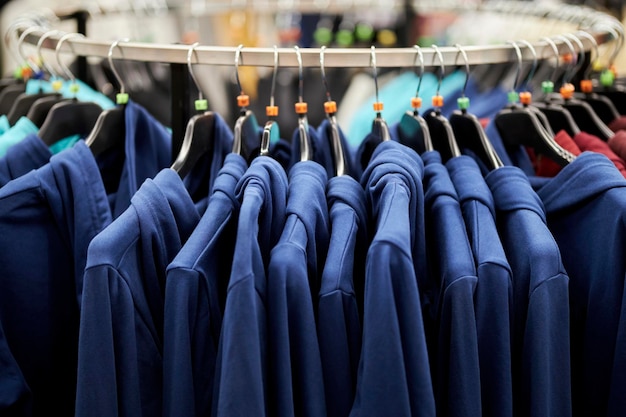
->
[12,1,623,161]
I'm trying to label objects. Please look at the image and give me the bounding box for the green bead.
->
[457,97,470,110]
[335,29,354,47]
[507,91,519,104]
[600,69,615,87]
[69,83,80,94]
[541,81,554,94]
[195,99,208,111]
[355,23,374,42]
[116,93,129,105]
[313,27,333,46]
[13,66,22,79]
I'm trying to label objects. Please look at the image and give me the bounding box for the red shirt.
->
[527,130,582,177]
[573,131,626,178]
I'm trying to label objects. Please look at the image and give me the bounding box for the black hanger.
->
[448,44,503,170]
[85,39,132,157]
[494,41,574,167]
[590,25,626,114]
[231,45,261,163]
[170,42,217,178]
[320,46,349,176]
[27,95,71,127]
[424,45,461,163]
[397,45,433,154]
[6,91,60,125]
[293,46,313,162]
[0,83,27,116]
[38,33,103,146]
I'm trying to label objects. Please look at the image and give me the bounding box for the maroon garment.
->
[527,130,582,178]
[608,116,626,133]
[573,131,626,178]
[608,131,626,162]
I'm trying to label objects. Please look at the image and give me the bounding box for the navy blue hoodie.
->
[351,140,435,417]
[212,157,288,417]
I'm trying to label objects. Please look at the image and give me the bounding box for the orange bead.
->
[560,83,575,100]
[519,91,532,105]
[373,102,384,112]
[324,101,337,114]
[237,94,250,107]
[580,79,593,93]
[266,105,278,117]
[411,97,422,109]
[295,102,308,114]
[432,95,444,107]
[562,53,573,64]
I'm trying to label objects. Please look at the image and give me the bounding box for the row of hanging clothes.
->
[2,13,626,417]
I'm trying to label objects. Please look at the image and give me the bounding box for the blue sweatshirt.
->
[75,169,200,417]
[289,124,326,172]
[0,142,113,417]
[351,140,435,417]
[485,166,571,417]
[0,133,51,187]
[447,156,514,417]
[318,174,368,417]
[267,161,329,417]
[534,152,626,417]
[212,157,288,417]
[422,151,482,417]
[163,153,247,417]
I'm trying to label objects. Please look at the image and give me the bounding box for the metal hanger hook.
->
[453,44,470,97]
[506,40,523,92]
[108,38,130,96]
[4,20,33,70]
[370,45,380,104]
[55,32,85,83]
[37,29,63,78]
[320,45,333,103]
[431,44,445,96]
[555,34,577,84]
[269,45,278,108]
[564,33,586,79]
[576,30,599,79]
[413,45,424,99]
[186,41,203,101]
[295,45,304,103]
[540,36,560,83]
[234,44,244,95]
[517,40,537,91]
[17,26,44,75]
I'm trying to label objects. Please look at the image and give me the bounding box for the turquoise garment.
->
[49,134,81,155]
[346,70,465,149]
[0,116,9,134]
[0,117,38,157]
[26,79,115,110]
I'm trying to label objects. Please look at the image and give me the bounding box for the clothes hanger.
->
[571,30,620,125]
[170,42,216,178]
[291,45,313,162]
[397,45,433,155]
[259,45,280,158]
[424,44,461,162]
[369,45,391,143]
[591,23,626,114]
[38,32,103,146]
[85,38,130,157]
[320,45,348,176]
[231,44,260,164]
[6,27,62,125]
[494,41,575,167]
[549,35,613,140]
[449,44,503,170]
[0,21,32,116]
[26,29,72,127]
[532,37,581,137]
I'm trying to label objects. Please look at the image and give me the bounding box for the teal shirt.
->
[26,79,115,110]
[49,134,81,155]
[0,115,10,135]
[0,117,38,157]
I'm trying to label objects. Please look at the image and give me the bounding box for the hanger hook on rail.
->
[108,38,130,103]
[295,45,304,105]
[234,44,245,102]
[268,45,278,110]
[370,45,381,115]
[37,28,63,79]
[554,34,577,85]
[575,30,599,80]
[541,36,560,85]
[516,39,538,92]
[55,32,84,87]
[413,44,425,102]
[320,45,334,105]
[564,33,586,81]
[431,44,445,98]
[17,26,44,76]
[453,43,470,99]
[506,40,523,95]
[187,41,210,112]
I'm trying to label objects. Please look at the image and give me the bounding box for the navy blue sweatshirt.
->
[351,140,435,417]
[212,157,288,417]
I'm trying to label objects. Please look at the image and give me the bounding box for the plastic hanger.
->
[570,31,620,124]
[38,33,102,146]
[369,46,391,143]
[6,27,62,125]
[549,35,613,140]
[0,21,32,115]
[449,44,503,170]
[532,37,581,137]
[293,45,313,162]
[397,45,433,154]
[320,45,348,176]
[494,41,575,167]
[591,23,626,114]
[424,44,461,162]
[25,29,72,127]
[231,44,260,164]
[170,42,216,178]
[85,38,131,157]
[259,46,280,158]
